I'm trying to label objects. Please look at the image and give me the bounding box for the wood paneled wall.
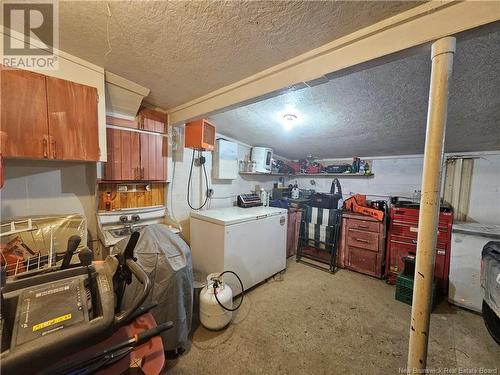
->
[97,183,165,211]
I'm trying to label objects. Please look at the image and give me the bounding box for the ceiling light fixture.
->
[281,113,298,131]
[282,113,297,122]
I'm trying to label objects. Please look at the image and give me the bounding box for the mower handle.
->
[114,258,152,325]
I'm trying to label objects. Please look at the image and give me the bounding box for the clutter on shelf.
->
[240,154,374,177]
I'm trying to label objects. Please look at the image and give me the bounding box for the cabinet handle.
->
[42,138,48,158]
[355,238,369,243]
[141,167,144,180]
[412,239,417,244]
[357,224,369,229]
[51,139,56,159]
[437,250,445,256]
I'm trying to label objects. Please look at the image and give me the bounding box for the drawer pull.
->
[412,239,417,244]
[355,238,369,243]
[437,250,445,256]
[357,224,369,229]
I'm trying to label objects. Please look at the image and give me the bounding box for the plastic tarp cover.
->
[0,214,87,252]
[0,214,87,277]
[481,241,500,317]
[114,224,193,351]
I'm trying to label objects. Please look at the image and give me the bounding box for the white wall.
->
[0,159,98,237]
[167,136,275,242]
[292,154,500,225]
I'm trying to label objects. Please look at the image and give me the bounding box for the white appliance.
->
[190,206,287,291]
[449,222,500,312]
[212,139,238,179]
[251,147,273,173]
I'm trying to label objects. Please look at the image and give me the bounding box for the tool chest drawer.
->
[386,204,453,294]
[388,240,447,290]
[346,219,379,233]
[347,246,381,277]
[347,229,379,251]
[389,221,450,243]
[338,212,386,278]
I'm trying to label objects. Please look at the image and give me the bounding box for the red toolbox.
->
[385,203,453,294]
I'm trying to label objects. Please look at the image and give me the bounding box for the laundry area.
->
[1,2,499,374]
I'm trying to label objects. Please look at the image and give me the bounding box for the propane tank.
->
[199,273,233,330]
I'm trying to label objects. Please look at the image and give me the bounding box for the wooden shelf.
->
[239,172,374,178]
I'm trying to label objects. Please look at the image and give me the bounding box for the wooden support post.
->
[407,36,456,370]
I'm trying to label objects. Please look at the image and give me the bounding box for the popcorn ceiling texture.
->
[57,1,422,108]
[210,29,500,159]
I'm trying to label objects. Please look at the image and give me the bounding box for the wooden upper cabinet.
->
[104,126,167,182]
[140,132,167,181]
[1,67,49,158]
[46,76,99,161]
[0,66,100,161]
[140,133,167,181]
[106,115,138,130]
[104,128,140,180]
[121,130,141,180]
[138,107,166,134]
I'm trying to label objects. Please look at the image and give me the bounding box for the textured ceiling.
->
[209,28,500,159]
[57,1,422,109]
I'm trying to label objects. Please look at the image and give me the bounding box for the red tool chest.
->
[338,212,386,278]
[385,204,453,294]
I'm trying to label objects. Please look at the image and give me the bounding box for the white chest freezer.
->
[448,222,500,312]
[190,206,288,291]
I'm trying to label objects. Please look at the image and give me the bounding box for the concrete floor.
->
[166,260,500,374]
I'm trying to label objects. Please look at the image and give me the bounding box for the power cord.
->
[187,148,210,210]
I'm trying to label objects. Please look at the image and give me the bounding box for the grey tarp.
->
[113,224,193,351]
[481,241,500,317]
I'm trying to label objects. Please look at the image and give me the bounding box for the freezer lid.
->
[190,206,288,226]
[452,222,500,239]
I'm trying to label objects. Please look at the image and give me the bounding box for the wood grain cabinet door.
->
[104,128,140,181]
[0,67,49,158]
[140,133,156,180]
[120,130,140,180]
[158,135,168,181]
[104,128,122,180]
[139,108,166,133]
[46,76,99,161]
[140,133,167,181]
